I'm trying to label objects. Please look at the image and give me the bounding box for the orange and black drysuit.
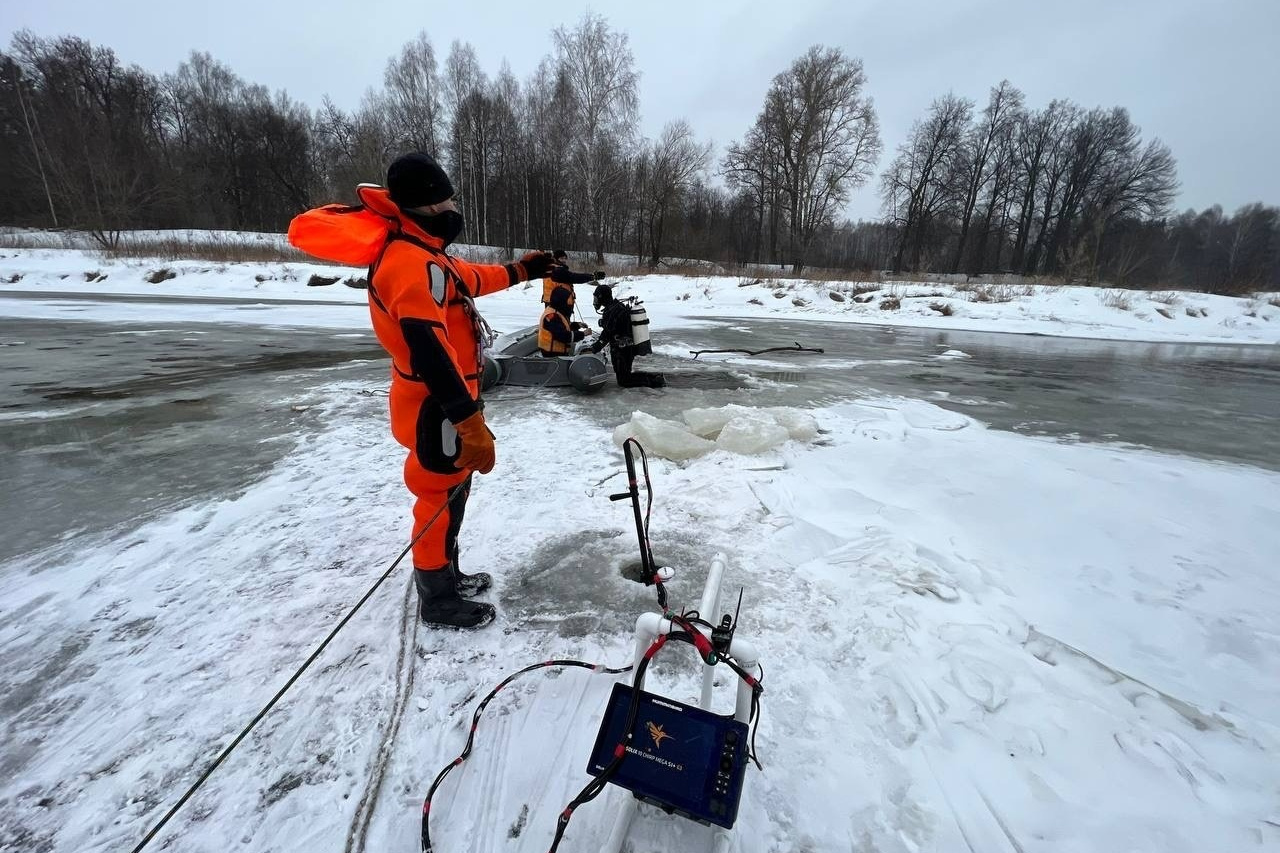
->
[288,185,539,570]
[540,264,599,305]
[538,284,587,356]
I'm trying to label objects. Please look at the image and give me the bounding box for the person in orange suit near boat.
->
[289,152,554,629]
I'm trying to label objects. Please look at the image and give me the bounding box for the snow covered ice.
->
[1,260,1279,852]
[612,405,820,459]
[613,411,716,461]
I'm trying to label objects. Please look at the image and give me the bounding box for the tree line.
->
[877,83,1277,293]
[1,15,1275,293]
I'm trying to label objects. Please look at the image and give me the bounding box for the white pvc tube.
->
[616,567,757,853]
[727,636,760,724]
[633,611,668,667]
[699,553,726,619]
[699,553,726,710]
[600,793,639,853]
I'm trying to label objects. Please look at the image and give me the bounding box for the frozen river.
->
[3,312,1276,563]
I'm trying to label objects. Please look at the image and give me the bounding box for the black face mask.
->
[406,208,464,247]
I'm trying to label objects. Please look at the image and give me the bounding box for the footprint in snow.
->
[869,673,925,748]
[894,571,960,602]
[947,654,1011,713]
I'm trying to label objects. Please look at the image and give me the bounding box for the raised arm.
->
[453,251,556,297]
[550,265,601,286]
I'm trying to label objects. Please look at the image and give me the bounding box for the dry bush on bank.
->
[965,283,1026,303]
[1100,289,1133,310]
[109,235,306,263]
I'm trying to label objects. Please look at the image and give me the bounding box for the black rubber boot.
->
[414,567,495,629]
[453,563,492,597]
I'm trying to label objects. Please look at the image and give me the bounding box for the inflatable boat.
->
[480,327,610,394]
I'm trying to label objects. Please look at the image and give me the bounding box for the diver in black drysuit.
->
[586,284,665,388]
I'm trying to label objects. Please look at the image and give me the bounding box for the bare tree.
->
[645,119,712,266]
[383,33,442,154]
[1041,107,1127,274]
[754,46,881,272]
[881,93,971,271]
[313,90,400,203]
[722,120,785,264]
[968,90,1025,274]
[552,11,640,261]
[950,80,1022,272]
[1021,101,1080,275]
[519,57,574,249]
[1080,134,1177,279]
[161,50,317,230]
[0,27,1269,292]
[0,54,59,226]
[441,40,486,243]
[1218,203,1279,291]
[12,32,168,245]
[1009,99,1073,273]
[487,62,524,253]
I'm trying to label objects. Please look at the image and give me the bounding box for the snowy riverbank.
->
[1,246,1278,345]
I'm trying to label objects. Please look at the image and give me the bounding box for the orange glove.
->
[454,410,495,474]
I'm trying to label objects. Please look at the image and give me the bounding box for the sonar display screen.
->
[587,683,749,829]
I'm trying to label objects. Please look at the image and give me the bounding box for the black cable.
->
[422,612,765,852]
[749,692,762,771]
[614,438,666,611]
[546,633,683,852]
[630,440,666,612]
[748,661,765,771]
[421,658,633,853]
[130,482,467,853]
[635,442,656,578]
[547,619,761,848]
[676,611,716,632]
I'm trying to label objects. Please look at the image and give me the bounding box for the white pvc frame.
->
[600,552,760,853]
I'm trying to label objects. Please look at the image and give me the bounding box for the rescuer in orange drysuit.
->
[540,248,603,305]
[288,152,554,629]
[538,283,591,356]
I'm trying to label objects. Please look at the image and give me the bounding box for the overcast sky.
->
[5,0,1278,220]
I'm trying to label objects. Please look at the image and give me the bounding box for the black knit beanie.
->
[387,152,454,208]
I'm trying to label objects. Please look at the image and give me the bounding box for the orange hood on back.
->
[287,185,442,267]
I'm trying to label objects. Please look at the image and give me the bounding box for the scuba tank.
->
[626,298,652,355]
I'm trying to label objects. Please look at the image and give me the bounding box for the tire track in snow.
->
[343,575,419,853]
[919,742,1027,853]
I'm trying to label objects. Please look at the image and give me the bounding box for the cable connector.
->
[688,625,717,665]
[711,614,734,656]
